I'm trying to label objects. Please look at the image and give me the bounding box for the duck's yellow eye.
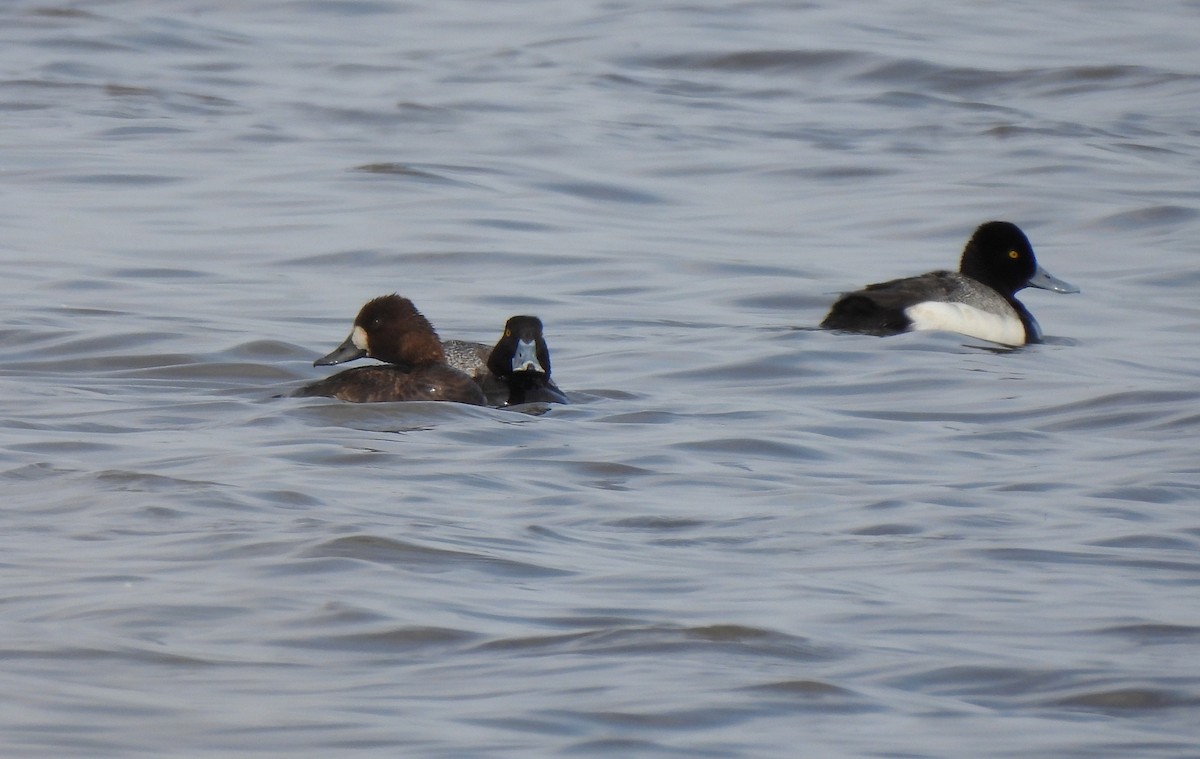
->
[504,329,511,337]
[1008,250,1019,259]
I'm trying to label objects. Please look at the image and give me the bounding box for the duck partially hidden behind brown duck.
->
[295,294,486,405]
[485,315,568,407]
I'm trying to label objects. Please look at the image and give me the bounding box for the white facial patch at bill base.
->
[511,339,544,373]
[351,325,369,352]
[904,301,1026,346]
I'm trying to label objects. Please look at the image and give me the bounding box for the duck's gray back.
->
[441,339,490,379]
[933,272,1016,316]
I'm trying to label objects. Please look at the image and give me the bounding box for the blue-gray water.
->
[3,1,1199,757]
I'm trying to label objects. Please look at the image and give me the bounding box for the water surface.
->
[2,1,1199,756]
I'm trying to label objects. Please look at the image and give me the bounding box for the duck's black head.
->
[487,315,551,379]
[958,221,1078,298]
[958,221,1040,297]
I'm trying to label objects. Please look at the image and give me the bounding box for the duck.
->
[820,221,1078,346]
[485,315,568,406]
[295,294,486,405]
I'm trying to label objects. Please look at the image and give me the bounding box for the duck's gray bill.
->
[1028,265,1080,294]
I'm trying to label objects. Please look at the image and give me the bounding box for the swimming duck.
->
[295,294,486,405]
[820,221,1078,345]
[485,315,568,406]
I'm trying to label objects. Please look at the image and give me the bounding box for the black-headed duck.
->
[820,221,1078,346]
[485,315,568,406]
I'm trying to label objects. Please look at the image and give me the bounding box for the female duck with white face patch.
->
[820,221,1078,346]
[295,294,486,405]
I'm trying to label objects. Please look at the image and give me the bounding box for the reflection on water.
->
[2,1,1200,757]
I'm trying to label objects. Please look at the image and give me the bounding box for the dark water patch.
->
[687,261,807,279]
[550,705,759,732]
[562,737,689,756]
[115,360,301,384]
[390,101,463,125]
[786,164,899,181]
[739,679,877,714]
[483,458,657,492]
[224,339,313,360]
[65,173,185,187]
[460,716,577,738]
[0,78,106,93]
[25,7,100,19]
[571,283,657,298]
[107,266,218,281]
[630,48,866,75]
[856,60,1194,99]
[102,83,156,97]
[6,332,186,363]
[292,102,416,128]
[112,29,228,55]
[285,247,584,269]
[9,349,197,374]
[1106,141,1187,158]
[1051,742,1200,759]
[1088,533,1198,551]
[0,462,80,482]
[529,615,654,631]
[1092,205,1199,231]
[278,625,480,653]
[1036,389,1200,425]
[0,100,53,113]
[277,247,401,267]
[605,516,709,531]
[989,480,1069,494]
[1127,268,1200,291]
[673,437,827,462]
[1097,624,1200,642]
[830,405,988,425]
[98,125,190,138]
[302,535,571,578]
[40,600,249,629]
[982,122,1109,141]
[1,78,237,117]
[885,664,1079,703]
[281,0,403,15]
[9,440,113,456]
[743,679,852,697]
[289,398,501,436]
[302,601,393,628]
[832,388,1198,433]
[29,35,129,53]
[592,411,685,425]
[1032,65,1199,97]
[2,645,218,668]
[1047,687,1200,713]
[480,624,835,662]
[1089,484,1199,505]
[850,523,923,536]
[980,548,1200,575]
[95,469,221,490]
[351,162,460,183]
[470,216,561,233]
[863,89,1015,113]
[657,354,805,383]
[170,537,300,562]
[540,180,668,205]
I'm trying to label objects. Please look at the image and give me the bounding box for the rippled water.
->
[3,1,1200,756]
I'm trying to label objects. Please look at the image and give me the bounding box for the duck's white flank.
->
[904,301,1026,346]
